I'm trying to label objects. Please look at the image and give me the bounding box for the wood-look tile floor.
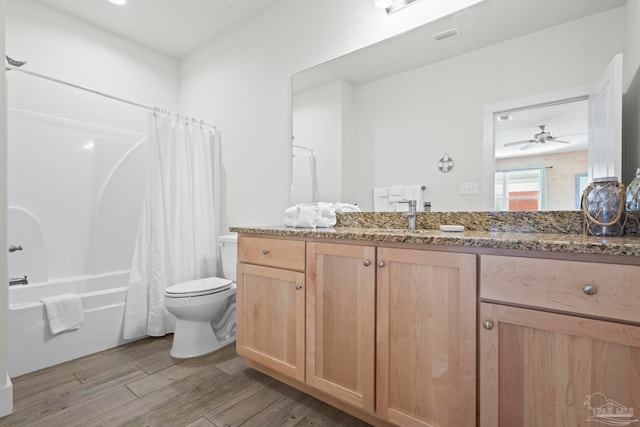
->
[0,336,370,427]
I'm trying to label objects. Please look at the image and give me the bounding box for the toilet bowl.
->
[164,234,238,358]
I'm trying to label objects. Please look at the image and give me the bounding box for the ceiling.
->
[494,99,589,159]
[35,0,282,58]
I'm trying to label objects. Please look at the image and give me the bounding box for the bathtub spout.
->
[10,276,28,286]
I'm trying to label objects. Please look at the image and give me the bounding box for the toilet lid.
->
[165,277,233,297]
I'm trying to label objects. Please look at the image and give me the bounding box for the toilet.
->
[164,234,238,358]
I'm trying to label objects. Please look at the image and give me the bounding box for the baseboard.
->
[0,375,12,417]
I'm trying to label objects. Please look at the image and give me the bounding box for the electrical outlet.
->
[460,182,478,195]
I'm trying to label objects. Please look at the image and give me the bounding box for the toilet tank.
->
[219,234,238,282]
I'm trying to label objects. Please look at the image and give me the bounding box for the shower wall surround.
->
[8,109,146,283]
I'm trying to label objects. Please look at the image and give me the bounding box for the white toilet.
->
[164,234,238,358]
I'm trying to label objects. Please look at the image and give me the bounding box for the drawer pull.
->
[377,261,385,268]
[296,284,303,290]
[583,285,598,296]
[363,259,371,267]
[262,249,270,255]
[483,321,494,330]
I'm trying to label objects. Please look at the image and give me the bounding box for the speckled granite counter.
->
[231,211,640,257]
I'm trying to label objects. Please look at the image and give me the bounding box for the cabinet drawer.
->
[480,255,640,324]
[238,236,305,271]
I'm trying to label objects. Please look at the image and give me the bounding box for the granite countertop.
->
[230,211,640,257]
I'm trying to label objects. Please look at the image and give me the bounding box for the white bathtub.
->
[8,271,140,377]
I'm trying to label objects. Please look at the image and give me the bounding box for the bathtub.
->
[8,271,141,377]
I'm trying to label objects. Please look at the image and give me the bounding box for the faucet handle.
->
[398,199,417,210]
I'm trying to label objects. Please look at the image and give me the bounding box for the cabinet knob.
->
[296,284,302,290]
[377,261,385,268]
[262,249,270,255]
[483,321,494,330]
[363,259,371,266]
[582,285,597,296]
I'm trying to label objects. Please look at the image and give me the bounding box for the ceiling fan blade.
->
[504,139,535,147]
[555,132,587,139]
[551,139,573,144]
[520,143,536,151]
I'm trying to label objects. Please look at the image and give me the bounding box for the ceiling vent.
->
[431,28,460,42]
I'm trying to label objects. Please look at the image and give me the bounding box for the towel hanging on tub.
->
[40,293,84,334]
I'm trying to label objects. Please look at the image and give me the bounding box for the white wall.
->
[5,0,180,133]
[623,0,640,184]
[179,0,482,232]
[349,8,623,211]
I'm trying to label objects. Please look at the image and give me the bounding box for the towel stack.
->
[373,185,424,212]
[284,202,361,228]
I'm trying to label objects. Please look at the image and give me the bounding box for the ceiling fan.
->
[504,125,581,150]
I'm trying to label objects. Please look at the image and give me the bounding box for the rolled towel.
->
[40,293,84,335]
[316,216,337,228]
[335,203,361,213]
[317,202,336,218]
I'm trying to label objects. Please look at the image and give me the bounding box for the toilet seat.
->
[165,277,233,298]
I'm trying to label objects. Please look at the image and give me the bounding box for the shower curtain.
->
[123,112,220,339]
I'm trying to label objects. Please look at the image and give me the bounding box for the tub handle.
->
[9,245,23,253]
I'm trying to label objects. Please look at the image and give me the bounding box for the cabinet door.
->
[479,302,640,427]
[236,263,305,381]
[306,242,376,412]
[377,248,477,427]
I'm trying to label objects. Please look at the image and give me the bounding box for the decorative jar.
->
[625,168,640,235]
[582,177,625,237]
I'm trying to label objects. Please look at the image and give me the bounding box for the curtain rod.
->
[5,64,217,129]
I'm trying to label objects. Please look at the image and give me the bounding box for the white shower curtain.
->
[123,112,220,339]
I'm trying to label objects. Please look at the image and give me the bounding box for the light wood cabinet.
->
[479,255,640,427]
[236,238,306,382]
[306,242,376,412]
[376,248,477,427]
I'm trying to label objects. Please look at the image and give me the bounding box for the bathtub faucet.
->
[8,245,23,253]
[10,276,28,286]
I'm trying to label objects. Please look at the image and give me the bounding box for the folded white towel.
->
[388,185,404,202]
[373,187,388,197]
[40,293,84,335]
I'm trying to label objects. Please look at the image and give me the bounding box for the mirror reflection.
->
[493,98,588,211]
[291,0,625,212]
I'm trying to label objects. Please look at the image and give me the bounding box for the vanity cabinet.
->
[376,248,477,427]
[306,242,376,412]
[236,236,306,381]
[479,255,640,426]
[237,235,478,426]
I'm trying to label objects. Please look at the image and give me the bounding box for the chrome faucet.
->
[399,200,417,231]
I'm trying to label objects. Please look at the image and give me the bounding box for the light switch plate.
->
[460,182,478,195]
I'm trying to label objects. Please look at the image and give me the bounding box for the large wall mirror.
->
[291,0,626,212]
